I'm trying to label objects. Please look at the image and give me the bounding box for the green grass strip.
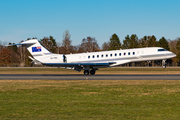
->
[0,80,180,119]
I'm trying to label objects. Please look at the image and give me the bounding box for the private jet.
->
[9,39,176,75]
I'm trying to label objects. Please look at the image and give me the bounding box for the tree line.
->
[0,30,180,67]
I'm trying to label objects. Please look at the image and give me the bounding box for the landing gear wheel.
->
[90,70,95,75]
[84,70,89,75]
[162,65,166,69]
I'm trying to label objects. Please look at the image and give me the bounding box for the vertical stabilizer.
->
[13,39,51,58]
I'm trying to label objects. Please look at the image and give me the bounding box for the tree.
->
[176,38,180,63]
[169,39,178,66]
[122,35,130,49]
[80,37,99,52]
[57,42,61,54]
[8,43,19,64]
[49,36,57,53]
[147,35,158,47]
[77,45,84,53]
[129,34,139,48]
[62,30,72,54]
[0,48,11,66]
[109,33,121,50]
[139,36,148,47]
[169,40,177,54]
[158,37,170,50]
[17,43,27,67]
[40,36,57,53]
[122,34,138,49]
[102,42,109,51]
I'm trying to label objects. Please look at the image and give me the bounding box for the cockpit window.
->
[158,49,168,51]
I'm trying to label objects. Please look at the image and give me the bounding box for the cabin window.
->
[115,53,117,56]
[88,56,90,59]
[119,53,121,56]
[106,54,108,57]
[124,53,126,55]
[110,54,112,57]
[93,55,95,58]
[158,49,168,51]
[97,55,99,58]
[101,54,103,57]
[128,52,130,55]
[133,52,135,55]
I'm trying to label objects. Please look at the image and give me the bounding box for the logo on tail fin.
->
[32,46,41,52]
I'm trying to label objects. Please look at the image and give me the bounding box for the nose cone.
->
[166,52,176,58]
[172,53,176,57]
[169,52,176,58]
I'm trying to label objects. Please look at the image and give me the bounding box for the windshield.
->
[158,49,168,52]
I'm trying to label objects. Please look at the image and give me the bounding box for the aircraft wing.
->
[43,62,116,67]
[110,60,131,67]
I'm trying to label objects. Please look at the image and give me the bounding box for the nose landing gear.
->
[162,59,166,68]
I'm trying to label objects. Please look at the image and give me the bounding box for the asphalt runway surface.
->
[0,74,180,80]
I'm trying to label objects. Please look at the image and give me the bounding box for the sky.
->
[0,0,180,47]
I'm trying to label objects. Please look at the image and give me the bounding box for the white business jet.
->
[9,39,176,75]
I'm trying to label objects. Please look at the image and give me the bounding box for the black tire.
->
[90,70,95,75]
[84,70,89,75]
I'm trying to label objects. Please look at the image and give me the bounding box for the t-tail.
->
[10,39,51,58]
[8,39,54,65]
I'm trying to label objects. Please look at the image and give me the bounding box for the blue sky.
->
[0,0,180,47]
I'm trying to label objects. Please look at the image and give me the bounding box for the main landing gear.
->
[84,69,96,75]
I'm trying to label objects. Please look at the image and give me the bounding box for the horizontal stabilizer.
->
[28,56,35,61]
[6,41,37,47]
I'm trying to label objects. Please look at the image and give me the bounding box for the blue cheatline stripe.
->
[44,62,114,66]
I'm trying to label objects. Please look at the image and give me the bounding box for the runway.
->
[0,74,180,80]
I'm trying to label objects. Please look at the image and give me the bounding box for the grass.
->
[0,67,180,74]
[0,80,180,119]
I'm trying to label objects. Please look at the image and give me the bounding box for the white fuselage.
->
[34,47,176,67]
